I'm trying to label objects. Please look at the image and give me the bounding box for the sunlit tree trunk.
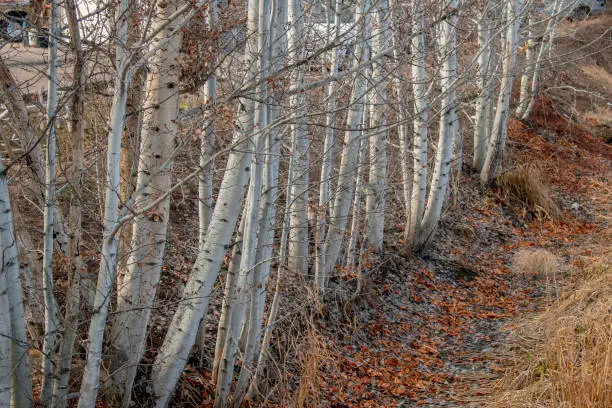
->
[78,0,132,404]
[417,0,457,248]
[318,0,370,292]
[315,0,342,287]
[516,12,534,118]
[287,0,309,276]
[404,0,428,248]
[110,0,182,403]
[520,0,562,119]
[52,0,86,405]
[473,3,492,171]
[480,0,523,185]
[151,2,260,401]
[365,0,388,252]
[0,156,33,408]
[41,0,59,400]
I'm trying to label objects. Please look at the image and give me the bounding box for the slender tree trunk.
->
[346,102,369,269]
[480,0,523,186]
[516,13,534,118]
[318,0,370,292]
[404,0,428,248]
[77,0,132,404]
[0,157,33,408]
[287,0,309,276]
[41,0,59,400]
[520,0,562,119]
[0,266,10,407]
[52,0,86,405]
[473,4,492,171]
[365,0,388,252]
[315,0,342,287]
[416,0,457,248]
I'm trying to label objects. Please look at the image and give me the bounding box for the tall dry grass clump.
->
[492,263,612,407]
[512,249,558,277]
[498,165,561,220]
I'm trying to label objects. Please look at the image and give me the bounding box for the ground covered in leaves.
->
[311,94,611,407]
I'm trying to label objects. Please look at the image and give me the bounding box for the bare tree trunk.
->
[77,0,132,403]
[52,0,86,405]
[365,0,388,252]
[315,0,342,287]
[287,0,309,276]
[473,4,492,171]
[151,17,259,404]
[110,0,183,403]
[0,157,33,408]
[480,0,523,186]
[404,0,428,248]
[417,0,457,248]
[346,102,369,269]
[0,59,69,256]
[520,0,562,120]
[318,0,370,292]
[41,0,59,400]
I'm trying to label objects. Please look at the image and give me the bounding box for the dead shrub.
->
[498,165,561,220]
[491,264,612,407]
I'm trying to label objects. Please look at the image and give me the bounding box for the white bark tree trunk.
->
[318,0,370,292]
[41,0,59,400]
[315,0,342,288]
[78,0,132,404]
[416,0,458,248]
[151,0,260,398]
[480,0,523,186]
[405,0,428,248]
[110,0,182,403]
[520,0,562,120]
[0,157,33,407]
[516,12,534,118]
[473,4,492,171]
[52,0,87,404]
[346,102,369,269]
[365,0,388,252]
[287,0,309,276]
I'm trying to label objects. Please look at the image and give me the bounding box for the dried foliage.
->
[492,263,612,407]
[498,165,561,221]
[512,249,558,277]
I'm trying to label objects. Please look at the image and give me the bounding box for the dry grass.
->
[512,249,558,277]
[498,165,561,221]
[491,262,612,408]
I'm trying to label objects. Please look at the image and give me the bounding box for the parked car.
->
[538,0,607,19]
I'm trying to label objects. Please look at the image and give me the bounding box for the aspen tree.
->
[417,0,458,248]
[78,0,132,403]
[480,0,524,185]
[473,2,493,171]
[318,0,370,291]
[404,0,428,247]
[287,0,309,276]
[52,0,87,404]
[41,0,59,400]
[151,0,260,401]
[0,156,33,407]
[365,0,388,252]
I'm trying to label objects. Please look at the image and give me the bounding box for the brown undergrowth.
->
[491,261,611,408]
